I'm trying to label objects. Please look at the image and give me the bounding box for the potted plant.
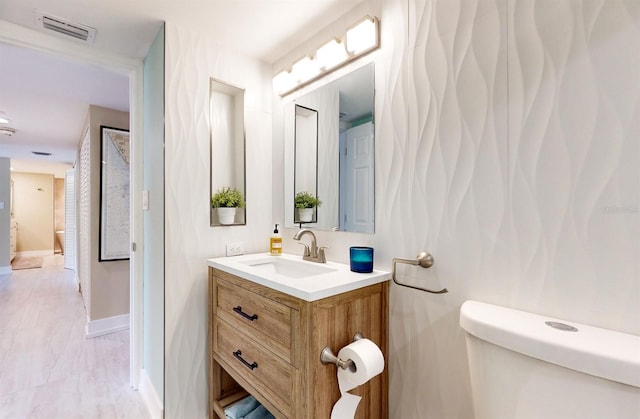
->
[295,191,321,222]
[211,186,245,225]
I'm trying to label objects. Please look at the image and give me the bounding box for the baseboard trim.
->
[16,250,54,257]
[86,313,130,338]
[72,269,80,292]
[139,369,163,419]
[0,265,11,275]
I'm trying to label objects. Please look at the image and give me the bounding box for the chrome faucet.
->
[293,228,327,263]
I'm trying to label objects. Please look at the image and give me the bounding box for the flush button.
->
[545,321,578,332]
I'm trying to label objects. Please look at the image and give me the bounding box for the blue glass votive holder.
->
[350,247,374,273]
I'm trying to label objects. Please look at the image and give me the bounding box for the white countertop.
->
[207,252,390,302]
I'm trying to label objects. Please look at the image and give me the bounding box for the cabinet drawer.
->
[214,318,292,417]
[216,278,292,362]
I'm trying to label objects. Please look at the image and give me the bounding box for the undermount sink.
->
[207,252,390,301]
[239,257,337,279]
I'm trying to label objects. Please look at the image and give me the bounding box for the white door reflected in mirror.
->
[341,122,374,233]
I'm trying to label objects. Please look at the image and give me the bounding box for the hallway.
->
[0,256,149,418]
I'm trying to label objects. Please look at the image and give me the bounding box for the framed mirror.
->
[284,63,375,233]
[210,78,246,227]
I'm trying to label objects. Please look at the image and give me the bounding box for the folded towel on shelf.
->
[244,404,275,419]
[224,395,260,419]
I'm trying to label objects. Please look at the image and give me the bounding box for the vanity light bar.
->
[273,15,380,96]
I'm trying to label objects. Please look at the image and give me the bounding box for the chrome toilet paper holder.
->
[320,332,364,371]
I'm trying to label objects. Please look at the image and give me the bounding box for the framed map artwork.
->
[99,126,130,261]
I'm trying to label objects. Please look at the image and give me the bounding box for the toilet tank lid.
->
[460,300,640,388]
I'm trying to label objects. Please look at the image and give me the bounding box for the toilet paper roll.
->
[331,338,385,419]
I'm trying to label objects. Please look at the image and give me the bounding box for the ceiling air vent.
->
[32,151,53,156]
[0,127,16,136]
[35,10,96,43]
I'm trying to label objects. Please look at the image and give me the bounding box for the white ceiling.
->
[0,42,130,170]
[0,0,363,175]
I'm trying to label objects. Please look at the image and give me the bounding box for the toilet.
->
[460,300,640,419]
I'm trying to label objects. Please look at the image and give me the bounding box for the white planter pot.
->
[217,207,237,225]
[298,208,313,222]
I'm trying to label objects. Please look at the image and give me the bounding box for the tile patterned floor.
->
[0,256,150,419]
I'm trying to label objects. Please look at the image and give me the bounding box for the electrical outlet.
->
[226,242,244,256]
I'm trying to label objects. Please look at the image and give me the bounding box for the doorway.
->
[0,28,144,389]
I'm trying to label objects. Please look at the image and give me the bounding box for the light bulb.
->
[291,56,320,83]
[316,39,348,70]
[346,17,378,54]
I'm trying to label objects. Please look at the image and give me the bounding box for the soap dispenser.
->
[270,224,282,256]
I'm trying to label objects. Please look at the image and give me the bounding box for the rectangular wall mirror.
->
[210,78,246,227]
[284,63,375,233]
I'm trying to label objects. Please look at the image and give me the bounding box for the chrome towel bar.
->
[392,252,448,294]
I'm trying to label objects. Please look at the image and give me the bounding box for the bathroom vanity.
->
[207,253,390,419]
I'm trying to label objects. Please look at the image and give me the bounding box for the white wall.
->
[274,0,640,418]
[0,158,10,271]
[164,22,273,418]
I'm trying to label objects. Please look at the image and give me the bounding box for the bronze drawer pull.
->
[233,306,258,321]
[233,350,258,370]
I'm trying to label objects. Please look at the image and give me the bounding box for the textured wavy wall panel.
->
[508,0,640,326]
[164,23,273,418]
[380,0,640,418]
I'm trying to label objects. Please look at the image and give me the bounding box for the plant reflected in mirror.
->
[295,191,322,223]
[294,191,321,209]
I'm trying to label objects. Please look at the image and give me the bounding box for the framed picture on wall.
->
[99,125,130,261]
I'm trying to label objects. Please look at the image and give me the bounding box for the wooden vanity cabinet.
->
[208,267,389,419]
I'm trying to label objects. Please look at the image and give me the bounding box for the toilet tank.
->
[460,301,640,419]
